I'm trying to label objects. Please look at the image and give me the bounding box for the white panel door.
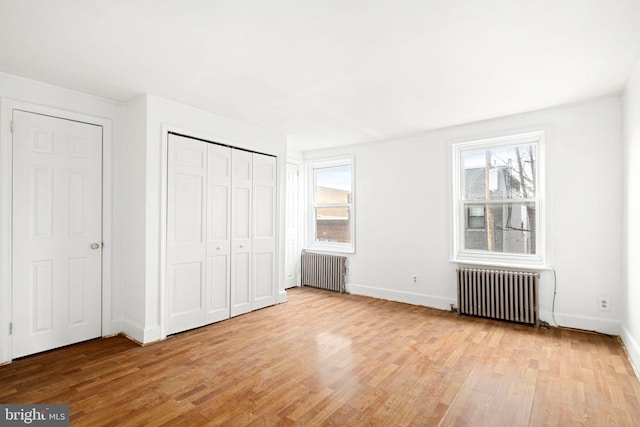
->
[166,134,207,335]
[284,162,299,289]
[206,144,231,324]
[252,153,277,310]
[230,150,252,317]
[12,110,102,358]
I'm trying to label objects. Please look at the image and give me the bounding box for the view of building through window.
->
[462,143,537,256]
[314,165,352,244]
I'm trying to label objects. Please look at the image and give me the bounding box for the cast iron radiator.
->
[457,267,539,326]
[301,251,347,293]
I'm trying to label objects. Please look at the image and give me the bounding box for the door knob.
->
[91,243,101,250]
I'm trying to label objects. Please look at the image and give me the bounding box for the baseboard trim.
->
[620,325,640,379]
[121,318,162,345]
[347,284,456,311]
[539,310,620,335]
[278,290,288,304]
[346,285,623,336]
[104,319,122,337]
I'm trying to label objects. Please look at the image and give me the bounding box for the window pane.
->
[315,207,351,243]
[463,202,536,255]
[463,144,536,200]
[315,166,351,204]
[467,205,485,229]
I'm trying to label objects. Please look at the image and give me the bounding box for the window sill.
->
[304,244,354,255]
[449,257,551,271]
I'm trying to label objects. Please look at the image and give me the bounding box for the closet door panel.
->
[252,153,277,310]
[230,150,252,317]
[171,262,203,314]
[254,252,274,299]
[208,256,228,312]
[166,134,207,334]
[206,144,231,324]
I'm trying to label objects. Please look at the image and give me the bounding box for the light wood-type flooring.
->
[1,287,640,426]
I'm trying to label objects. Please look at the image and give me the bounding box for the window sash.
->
[308,157,355,253]
[452,131,544,267]
[462,198,537,205]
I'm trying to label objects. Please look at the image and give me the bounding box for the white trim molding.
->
[621,325,640,379]
[348,283,456,311]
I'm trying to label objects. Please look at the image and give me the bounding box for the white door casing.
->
[284,162,299,289]
[12,110,103,358]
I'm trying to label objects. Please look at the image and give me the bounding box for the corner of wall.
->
[121,317,162,345]
[621,58,640,376]
[621,325,640,379]
[278,290,288,303]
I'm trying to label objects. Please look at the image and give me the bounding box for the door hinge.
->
[10,120,13,134]
[9,322,12,335]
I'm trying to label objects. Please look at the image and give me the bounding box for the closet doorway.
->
[165,133,277,335]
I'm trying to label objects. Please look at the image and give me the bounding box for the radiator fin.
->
[457,267,539,326]
[301,251,347,293]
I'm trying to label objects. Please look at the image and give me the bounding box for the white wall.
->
[0,72,124,362]
[118,94,288,343]
[304,95,623,335]
[622,61,640,373]
[120,96,148,342]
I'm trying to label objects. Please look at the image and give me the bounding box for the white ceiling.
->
[1,0,640,151]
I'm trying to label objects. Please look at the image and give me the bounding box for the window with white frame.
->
[308,157,354,253]
[452,132,544,266]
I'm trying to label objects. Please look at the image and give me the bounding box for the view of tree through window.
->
[462,143,537,255]
[314,165,352,244]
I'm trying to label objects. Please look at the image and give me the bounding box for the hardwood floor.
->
[1,287,640,426]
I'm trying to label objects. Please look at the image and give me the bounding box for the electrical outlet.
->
[598,296,611,312]
[346,266,351,275]
[411,275,418,285]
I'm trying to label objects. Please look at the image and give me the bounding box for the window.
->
[452,132,544,267]
[308,157,354,253]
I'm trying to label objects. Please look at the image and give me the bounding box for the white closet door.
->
[230,150,252,317]
[206,144,231,323]
[166,134,207,335]
[252,153,277,310]
[12,111,102,358]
